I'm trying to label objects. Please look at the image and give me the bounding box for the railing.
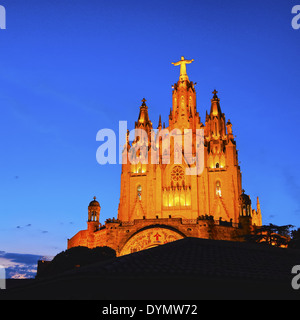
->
[182,219,198,225]
[119,217,240,228]
[121,221,135,227]
[214,219,240,228]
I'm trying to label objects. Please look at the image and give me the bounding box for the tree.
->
[244,223,294,247]
[289,228,300,249]
[291,228,300,240]
[36,246,116,278]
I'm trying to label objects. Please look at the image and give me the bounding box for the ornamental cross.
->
[172,56,194,81]
[154,233,161,241]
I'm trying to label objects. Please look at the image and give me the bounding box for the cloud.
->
[16,224,32,230]
[0,251,49,279]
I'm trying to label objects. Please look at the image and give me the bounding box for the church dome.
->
[89,197,100,207]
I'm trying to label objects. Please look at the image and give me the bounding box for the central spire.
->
[172,56,194,81]
[169,56,200,130]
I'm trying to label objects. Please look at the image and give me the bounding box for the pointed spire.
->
[135,98,153,142]
[210,89,222,116]
[158,114,162,130]
[257,197,261,211]
[137,98,151,126]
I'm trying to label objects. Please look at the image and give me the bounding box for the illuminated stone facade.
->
[68,57,262,256]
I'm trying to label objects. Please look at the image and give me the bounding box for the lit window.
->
[216,180,221,197]
[137,185,142,200]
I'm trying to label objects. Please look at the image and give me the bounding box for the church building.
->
[67,57,262,256]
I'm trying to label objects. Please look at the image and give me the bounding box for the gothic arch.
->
[119,225,186,256]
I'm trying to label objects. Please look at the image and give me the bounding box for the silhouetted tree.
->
[291,228,300,240]
[289,227,300,249]
[37,246,116,278]
[244,223,294,247]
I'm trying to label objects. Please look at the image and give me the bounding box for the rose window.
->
[171,166,185,183]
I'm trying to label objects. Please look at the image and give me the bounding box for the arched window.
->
[216,163,220,169]
[137,185,142,201]
[216,180,222,197]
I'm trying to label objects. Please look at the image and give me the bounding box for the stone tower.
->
[117,57,248,225]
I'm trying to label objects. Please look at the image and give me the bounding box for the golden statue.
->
[172,56,194,81]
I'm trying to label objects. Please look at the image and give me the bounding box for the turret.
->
[87,197,101,232]
[239,190,252,217]
[238,190,253,234]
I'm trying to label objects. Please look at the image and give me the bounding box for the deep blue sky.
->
[0,0,300,258]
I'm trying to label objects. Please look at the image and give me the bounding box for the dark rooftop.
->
[2,238,300,300]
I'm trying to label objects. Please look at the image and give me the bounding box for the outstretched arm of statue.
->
[185,59,194,64]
